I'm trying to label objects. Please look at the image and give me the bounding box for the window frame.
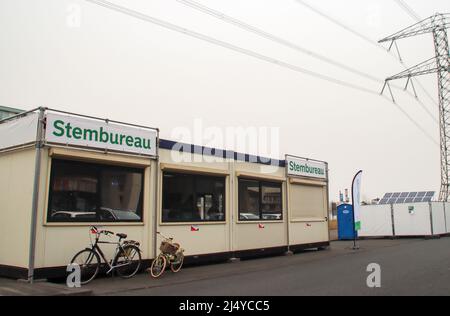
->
[46,158,145,223]
[161,171,227,223]
[238,177,283,222]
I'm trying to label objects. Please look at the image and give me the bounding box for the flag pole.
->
[351,170,363,250]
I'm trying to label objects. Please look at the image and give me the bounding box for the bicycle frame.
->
[88,233,132,274]
[149,232,184,278]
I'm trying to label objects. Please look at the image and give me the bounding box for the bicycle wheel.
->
[70,249,100,285]
[114,245,142,278]
[170,252,184,273]
[149,254,167,278]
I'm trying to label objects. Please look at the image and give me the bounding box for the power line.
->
[294,0,386,52]
[392,0,440,106]
[390,98,439,146]
[379,13,450,200]
[84,0,438,146]
[176,0,381,83]
[394,0,422,22]
[177,0,438,124]
[85,0,378,95]
[294,0,439,118]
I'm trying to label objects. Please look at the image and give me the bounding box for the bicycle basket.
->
[160,241,179,255]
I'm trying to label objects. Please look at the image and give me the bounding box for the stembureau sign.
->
[45,113,157,156]
[286,155,327,179]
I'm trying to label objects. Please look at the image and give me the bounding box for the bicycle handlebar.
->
[90,226,114,236]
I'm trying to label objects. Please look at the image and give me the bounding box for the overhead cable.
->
[84,0,439,146]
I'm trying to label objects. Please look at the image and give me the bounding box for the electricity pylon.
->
[380,13,450,201]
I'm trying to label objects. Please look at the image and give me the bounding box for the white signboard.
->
[286,155,327,179]
[45,113,158,157]
[0,112,39,150]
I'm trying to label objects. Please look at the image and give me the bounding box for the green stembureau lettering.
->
[143,138,151,149]
[289,160,324,176]
[50,119,152,151]
[83,129,98,141]
[72,127,82,140]
[100,127,109,143]
[125,136,134,147]
[52,120,65,137]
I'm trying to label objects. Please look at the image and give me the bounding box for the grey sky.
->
[1,0,449,201]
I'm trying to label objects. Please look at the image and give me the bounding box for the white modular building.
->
[0,108,330,280]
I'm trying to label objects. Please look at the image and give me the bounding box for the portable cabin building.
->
[0,108,330,280]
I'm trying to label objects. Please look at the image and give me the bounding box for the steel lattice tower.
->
[380,13,450,201]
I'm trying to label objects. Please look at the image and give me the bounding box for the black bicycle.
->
[70,226,142,284]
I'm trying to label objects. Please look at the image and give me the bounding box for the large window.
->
[48,159,144,222]
[238,179,283,221]
[162,172,226,222]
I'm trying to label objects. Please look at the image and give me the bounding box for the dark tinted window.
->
[239,179,282,221]
[48,159,144,222]
[238,180,260,220]
[162,172,225,222]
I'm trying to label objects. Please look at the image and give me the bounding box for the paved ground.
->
[80,237,450,296]
[0,278,91,296]
[2,238,449,296]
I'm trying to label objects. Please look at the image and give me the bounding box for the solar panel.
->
[384,193,393,199]
[378,191,435,204]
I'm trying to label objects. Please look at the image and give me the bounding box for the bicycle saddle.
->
[116,233,127,239]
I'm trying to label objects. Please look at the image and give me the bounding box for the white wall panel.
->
[393,203,432,236]
[359,205,393,237]
[445,203,450,233]
[431,202,446,235]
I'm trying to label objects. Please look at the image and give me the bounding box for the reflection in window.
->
[239,179,282,221]
[261,184,282,220]
[48,159,144,222]
[162,172,225,222]
[238,180,260,220]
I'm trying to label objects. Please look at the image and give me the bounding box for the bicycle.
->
[149,232,184,278]
[70,226,142,284]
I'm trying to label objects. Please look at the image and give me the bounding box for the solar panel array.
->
[378,191,435,205]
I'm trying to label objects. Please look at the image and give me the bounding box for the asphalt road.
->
[87,238,450,296]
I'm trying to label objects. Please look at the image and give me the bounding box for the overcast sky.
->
[1,0,449,201]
